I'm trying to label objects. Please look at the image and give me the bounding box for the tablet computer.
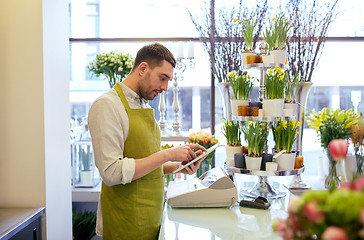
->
[173,143,219,173]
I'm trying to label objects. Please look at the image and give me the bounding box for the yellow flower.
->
[233,18,238,23]
[268,68,274,75]
[272,17,276,21]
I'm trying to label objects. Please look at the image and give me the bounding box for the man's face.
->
[138,60,173,100]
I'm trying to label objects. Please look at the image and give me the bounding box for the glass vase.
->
[355,146,364,176]
[325,150,340,188]
[196,151,214,177]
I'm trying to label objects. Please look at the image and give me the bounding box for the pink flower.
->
[322,226,349,240]
[328,139,348,161]
[353,177,364,191]
[304,200,325,224]
[338,182,353,190]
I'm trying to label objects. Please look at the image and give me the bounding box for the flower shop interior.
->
[1,0,364,239]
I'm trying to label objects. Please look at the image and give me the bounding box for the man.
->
[88,43,206,240]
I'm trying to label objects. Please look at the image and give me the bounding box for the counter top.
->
[0,207,45,240]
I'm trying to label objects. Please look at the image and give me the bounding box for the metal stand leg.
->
[240,176,286,199]
[286,173,311,190]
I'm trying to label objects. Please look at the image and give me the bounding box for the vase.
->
[275,153,296,171]
[196,153,214,178]
[217,82,232,121]
[80,170,93,186]
[343,154,357,182]
[270,49,286,64]
[262,99,284,117]
[355,146,364,176]
[325,150,340,189]
[225,146,243,167]
[245,156,262,170]
[231,99,249,116]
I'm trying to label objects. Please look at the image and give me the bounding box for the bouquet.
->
[227,70,255,100]
[88,50,134,88]
[241,121,269,157]
[272,120,301,153]
[265,67,286,99]
[274,176,364,240]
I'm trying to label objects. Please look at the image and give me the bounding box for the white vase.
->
[245,156,262,170]
[283,103,298,117]
[80,170,93,186]
[262,99,284,117]
[275,153,296,171]
[225,146,243,167]
[270,49,286,64]
[241,52,256,65]
[231,99,249,116]
[343,154,357,182]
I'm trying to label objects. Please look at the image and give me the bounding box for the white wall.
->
[0,0,72,239]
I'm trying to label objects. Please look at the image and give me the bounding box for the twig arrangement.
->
[188,0,268,83]
[286,0,339,82]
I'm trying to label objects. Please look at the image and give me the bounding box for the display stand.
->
[225,165,305,199]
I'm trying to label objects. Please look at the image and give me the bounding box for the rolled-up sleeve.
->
[88,93,135,186]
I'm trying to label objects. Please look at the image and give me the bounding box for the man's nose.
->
[161,81,168,91]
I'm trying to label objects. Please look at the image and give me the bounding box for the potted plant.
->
[263,14,292,64]
[235,18,257,64]
[189,130,219,177]
[306,108,361,188]
[283,71,302,116]
[221,118,242,166]
[263,67,286,117]
[79,145,93,186]
[272,120,301,170]
[227,70,255,116]
[241,121,269,170]
[88,50,135,88]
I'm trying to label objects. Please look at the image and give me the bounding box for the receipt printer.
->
[167,167,238,208]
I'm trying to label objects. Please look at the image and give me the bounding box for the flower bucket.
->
[245,156,262,170]
[263,99,284,117]
[275,153,296,170]
[226,146,243,167]
[241,52,256,65]
[231,99,249,116]
[270,49,286,64]
[283,103,298,117]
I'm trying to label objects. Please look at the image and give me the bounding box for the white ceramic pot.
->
[275,153,296,171]
[245,156,262,170]
[241,52,256,65]
[343,154,357,182]
[231,99,249,116]
[283,103,298,117]
[262,99,284,117]
[270,49,286,64]
[262,54,274,64]
[225,146,243,167]
[80,170,93,185]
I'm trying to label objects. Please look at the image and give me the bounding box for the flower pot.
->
[231,99,249,116]
[245,156,262,170]
[241,52,256,65]
[270,49,286,64]
[275,153,296,171]
[80,170,93,186]
[262,99,284,117]
[283,103,298,117]
[226,146,243,167]
[234,153,246,169]
[262,54,274,64]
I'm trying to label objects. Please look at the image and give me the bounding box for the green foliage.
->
[88,50,134,88]
[221,118,242,146]
[241,121,269,157]
[72,210,97,240]
[263,14,292,50]
[234,18,257,51]
[272,120,301,153]
[80,145,92,171]
[265,67,286,99]
[227,70,255,100]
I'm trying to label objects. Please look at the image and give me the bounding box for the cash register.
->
[167,167,238,208]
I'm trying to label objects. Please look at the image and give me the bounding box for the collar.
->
[118,82,148,106]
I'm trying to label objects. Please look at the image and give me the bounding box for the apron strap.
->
[114,83,131,112]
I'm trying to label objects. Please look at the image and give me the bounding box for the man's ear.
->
[138,62,148,75]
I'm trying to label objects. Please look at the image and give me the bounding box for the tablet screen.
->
[173,143,219,173]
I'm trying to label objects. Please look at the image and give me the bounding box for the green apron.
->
[101,83,163,240]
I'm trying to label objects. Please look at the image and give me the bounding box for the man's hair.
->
[132,43,176,71]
